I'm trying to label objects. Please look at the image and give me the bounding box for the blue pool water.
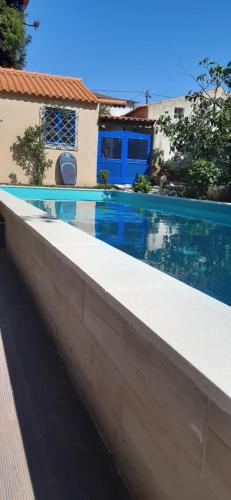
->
[26,196,231,306]
[1,187,231,305]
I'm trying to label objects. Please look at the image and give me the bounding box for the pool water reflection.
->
[28,199,231,306]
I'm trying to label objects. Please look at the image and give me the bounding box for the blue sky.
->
[26,0,231,104]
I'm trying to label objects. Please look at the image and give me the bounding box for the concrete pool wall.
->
[1,188,231,500]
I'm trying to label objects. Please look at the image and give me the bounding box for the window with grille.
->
[128,139,148,160]
[101,137,122,159]
[42,107,77,149]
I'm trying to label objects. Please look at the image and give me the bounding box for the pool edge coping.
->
[0,188,231,416]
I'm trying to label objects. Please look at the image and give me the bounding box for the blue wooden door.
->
[97,131,151,184]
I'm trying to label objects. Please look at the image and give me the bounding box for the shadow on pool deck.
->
[0,248,131,500]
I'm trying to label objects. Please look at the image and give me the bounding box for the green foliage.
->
[11,125,52,185]
[161,156,191,182]
[157,59,231,177]
[99,105,110,117]
[0,0,31,68]
[99,169,110,186]
[8,171,17,183]
[217,170,231,185]
[187,159,220,198]
[6,1,30,8]
[133,175,151,193]
[207,184,231,202]
[6,1,22,7]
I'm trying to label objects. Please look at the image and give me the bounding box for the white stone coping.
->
[0,188,231,414]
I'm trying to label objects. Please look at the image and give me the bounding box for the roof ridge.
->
[0,67,82,82]
[95,92,126,101]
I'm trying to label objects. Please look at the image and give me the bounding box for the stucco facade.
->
[149,95,193,161]
[127,88,226,164]
[149,88,225,162]
[0,93,99,185]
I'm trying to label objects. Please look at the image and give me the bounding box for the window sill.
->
[45,144,78,152]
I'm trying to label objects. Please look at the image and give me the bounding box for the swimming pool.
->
[2,186,231,305]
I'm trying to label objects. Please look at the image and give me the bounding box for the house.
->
[126,88,226,164]
[0,67,155,186]
[97,113,154,184]
[0,67,125,185]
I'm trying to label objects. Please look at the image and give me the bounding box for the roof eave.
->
[0,89,97,105]
[98,98,127,108]
[99,115,154,125]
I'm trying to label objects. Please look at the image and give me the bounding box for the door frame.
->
[97,130,152,184]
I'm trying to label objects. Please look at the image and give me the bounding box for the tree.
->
[6,1,29,9]
[0,0,31,68]
[11,125,52,185]
[187,159,220,198]
[99,104,111,117]
[157,59,231,175]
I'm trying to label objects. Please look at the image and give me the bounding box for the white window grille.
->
[40,107,78,149]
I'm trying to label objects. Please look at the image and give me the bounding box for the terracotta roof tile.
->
[94,92,127,107]
[0,67,98,104]
[125,105,148,119]
[100,115,154,124]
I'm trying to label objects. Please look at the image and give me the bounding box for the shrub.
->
[207,184,231,202]
[152,154,191,186]
[99,169,110,186]
[187,159,220,198]
[11,125,52,185]
[217,170,231,186]
[132,175,151,193]
[8,171,17,184]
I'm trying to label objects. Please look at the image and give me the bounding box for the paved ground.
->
[0,248,131,500]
